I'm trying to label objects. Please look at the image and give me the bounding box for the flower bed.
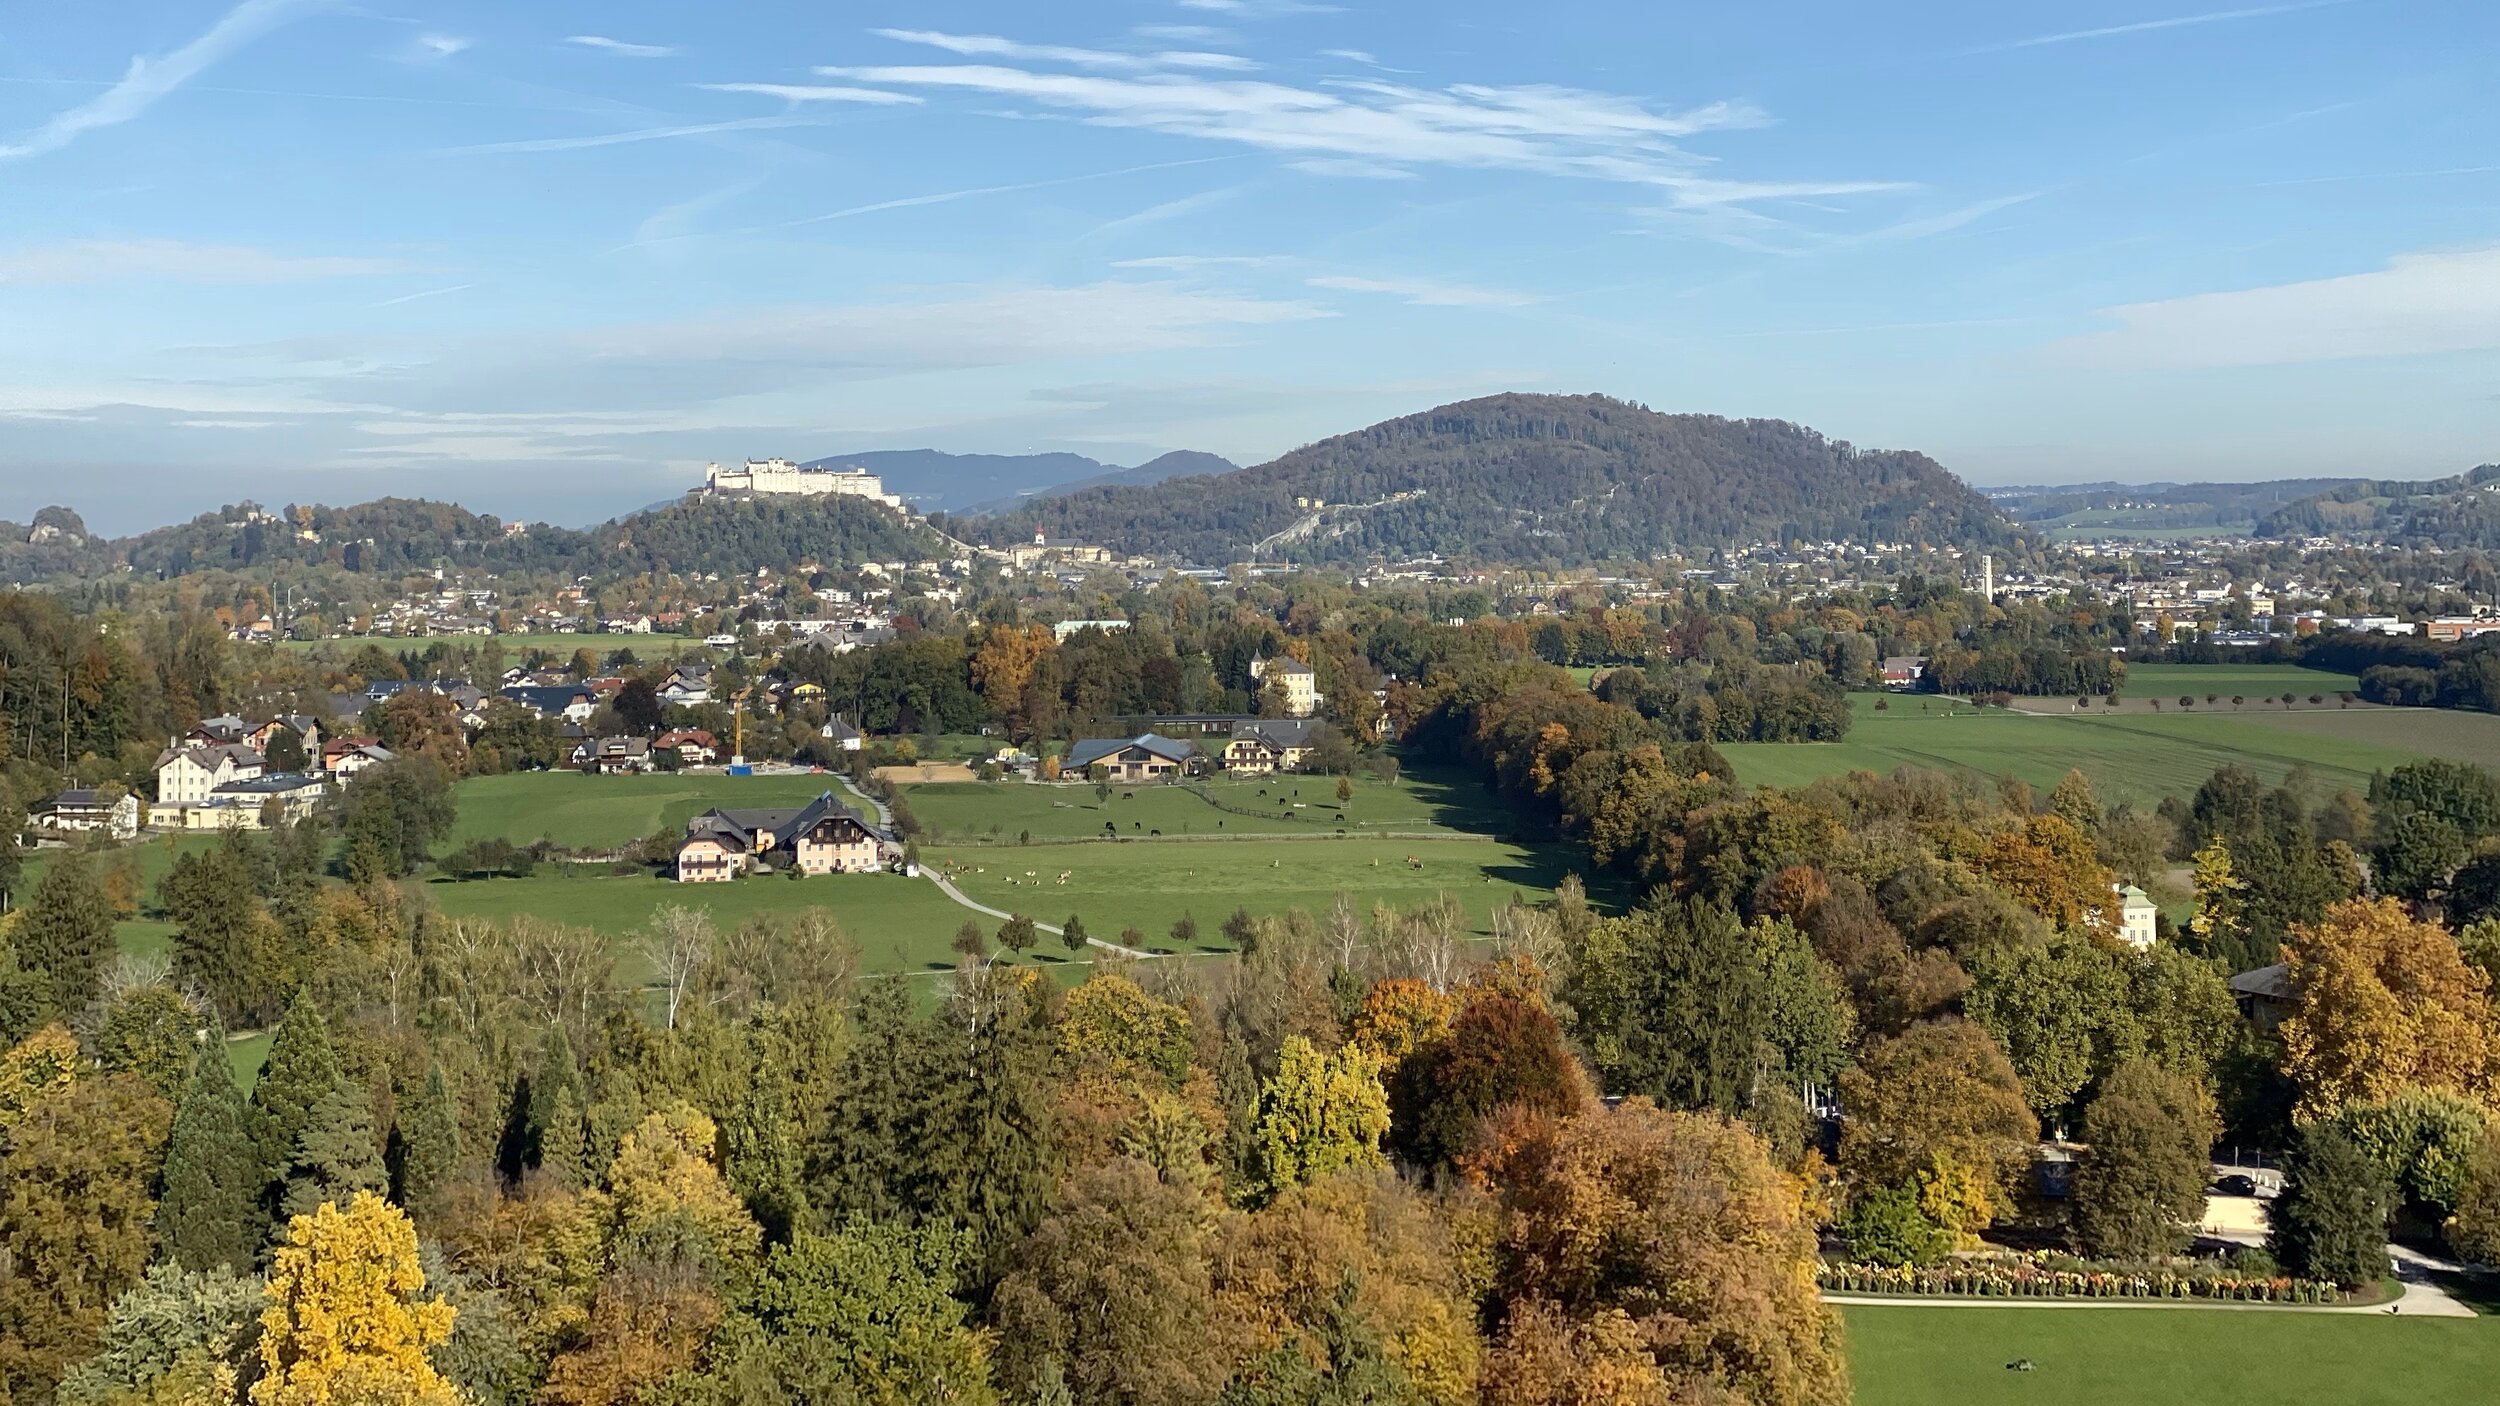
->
[1819,1261,2345,1303]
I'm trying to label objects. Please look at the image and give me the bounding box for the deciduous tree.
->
[2072,1062,2217,1260]
[2277,898,2499,1122]
[252,1190,460,1406]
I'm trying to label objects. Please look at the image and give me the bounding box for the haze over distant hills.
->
[800,448,1236,514]
[956,393,2023,566]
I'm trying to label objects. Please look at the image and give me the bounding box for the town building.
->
[2117,885,2158,950]
[1249,656,1319,718]
[655,729,720,766]
[155,741,265,805]
[674,792,886,882]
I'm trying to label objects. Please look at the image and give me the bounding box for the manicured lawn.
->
[1720,693,2466,810]
[1844,1305,2500,1406]
[922,835,1589,954]
[901,765,1508,844]
[419,868,980,976]
[449,772,853,851]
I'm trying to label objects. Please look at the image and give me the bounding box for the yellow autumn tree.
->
[2279,897,2500,1122]
[253,1189,460,1406]
[0,1024,79,1135]
[1350,979,1460,1065]
[591,1105,762,1263]
[1252,1037,1390,1200]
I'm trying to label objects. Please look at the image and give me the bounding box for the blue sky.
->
[2,0,2496,530]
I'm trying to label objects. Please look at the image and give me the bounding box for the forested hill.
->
[956,394,2022,565]
[2257,463,2500,547]
[0,491,945,585]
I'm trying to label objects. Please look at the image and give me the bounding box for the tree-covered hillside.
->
[958,393,2021,565]
[2258,464,2500,547]
[0,492,945,586]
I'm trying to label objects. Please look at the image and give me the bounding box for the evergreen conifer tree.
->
[813,977,919,1220]
[2269,1123,2394,1288]
[158,1037,262,1271]
[524,1025,585,1168]
[532,1083,590,1193]
[396,1061,462,1210]
[250,996,345,1199]
[279,1082,388,1221]
[722,1037,811,1241]
[15,850,114,1019]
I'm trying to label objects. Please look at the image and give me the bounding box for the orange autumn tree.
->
[1976,814,2117,933]
[253,1190,459,1406]
[2279,897,2500,1123]
[1480,1101,1846,1406]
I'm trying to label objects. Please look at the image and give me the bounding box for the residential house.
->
[655,729,720,766]
[1222,718,1324,775]
[1065,734,1201,783]
[1880,656,1928,688]
[1248,656,1319,717]
[2229,964,2295,1031]
[500,684,599,723]
[577,736,655,774]
[675,792,886,882]
[44,789,140,841]
[189,714,250,745]
[323,739,397,778]
[658,666,714,707]
[1052,618,1131,642]
[247,715,323,761]
[155,741,265,805]
[820,715,863,751]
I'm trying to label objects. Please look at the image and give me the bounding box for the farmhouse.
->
[43,789,140,841]
[674,792,887,882]
[578,736,655,774]
[1065,734,1201,784]
[1222,718,1324,775]
[1881,655,1928,688]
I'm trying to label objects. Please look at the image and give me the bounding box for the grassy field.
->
[419,868,981,977]
[2119,662,2362,697]
[448,772,853,850]
[922,835,1582,955]
[1845,1305,2497,1406]
[901,766,1510,843]
[1719,692,2483,810]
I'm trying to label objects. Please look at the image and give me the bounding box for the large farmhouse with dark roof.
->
[675,792,888,882]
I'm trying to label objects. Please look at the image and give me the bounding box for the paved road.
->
[920,871,1156,960]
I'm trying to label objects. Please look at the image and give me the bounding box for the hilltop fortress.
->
[699,458,904,508]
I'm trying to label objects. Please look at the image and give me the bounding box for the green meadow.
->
[899,764,1510,844]
[1844,1305,2498,1406]
[1719,689,2495,811]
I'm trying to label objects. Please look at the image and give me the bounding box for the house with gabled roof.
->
[1065,734,1200,783]
[1221,717,1325,775]
[675,791,886,882]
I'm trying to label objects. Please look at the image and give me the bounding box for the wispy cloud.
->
[1177,0,1342,15]
[0,0,315,161]
[1970,1,2351,54]
[2057,245,2500,368]
[0,239,419,286]
[694,83,922,106]
[439,117,820,155]
[1087,187,1247,236]
[567,35,679,59]
[2254,164,2500,187]
[409,33,470,61]
[1307,275,1535,307]
[1289,157,1419,180]
[1114,254,1289,270]
[371,284,474,308]
[873,29,1257,72]
[789,54,1900,209]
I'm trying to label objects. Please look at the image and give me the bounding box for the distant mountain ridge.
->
[1991,477,2371,538]
[959,393,2023,566]
[800,446,1235,513]
[2257,463,2500,546]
